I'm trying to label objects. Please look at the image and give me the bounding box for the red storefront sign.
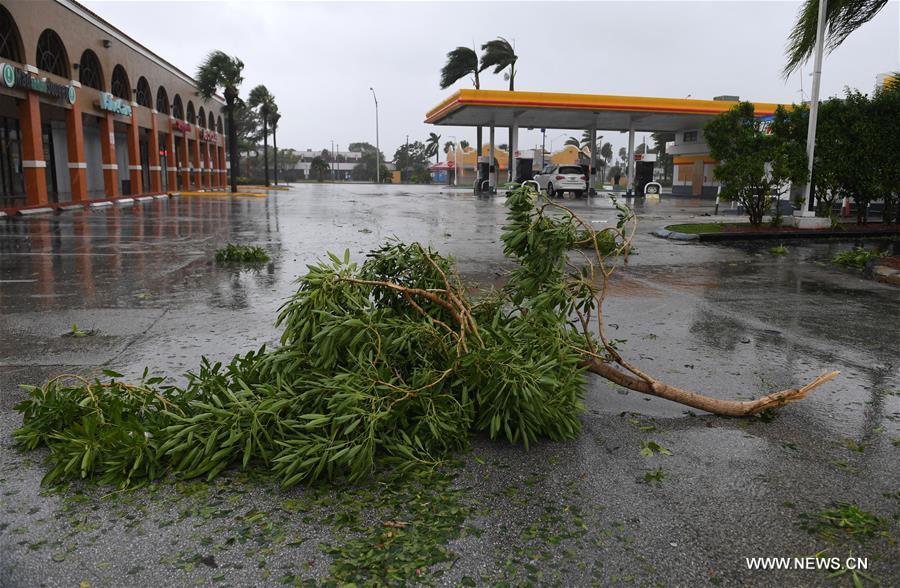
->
[199,129,217,143]
[171,119,192,133]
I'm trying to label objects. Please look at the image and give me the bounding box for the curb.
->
[867,260,900,286]
[655,227,899,242]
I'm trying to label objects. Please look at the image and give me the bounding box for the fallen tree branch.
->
[584,358,839,416]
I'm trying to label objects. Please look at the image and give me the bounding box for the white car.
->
[533,164,587,198]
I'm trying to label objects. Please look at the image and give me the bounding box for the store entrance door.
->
[41,124,59,203]
[0,116,24,208]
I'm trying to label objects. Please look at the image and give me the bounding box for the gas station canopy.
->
[425,89,784,132]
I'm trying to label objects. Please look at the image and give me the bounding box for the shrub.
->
[215,244,270,263]
[832,247,886,269]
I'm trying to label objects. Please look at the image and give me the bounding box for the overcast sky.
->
[84,0,899,158]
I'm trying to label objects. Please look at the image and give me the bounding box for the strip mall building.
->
[0,0,228,211]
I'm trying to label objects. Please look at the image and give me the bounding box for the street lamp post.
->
[369,87,380,184]
[541,128,546,169]
[549,133,566,157]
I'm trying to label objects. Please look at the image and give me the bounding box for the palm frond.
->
[196,50,244,99]
[784,0,888,77]
[440,47,479,89]
[479,37,517,74]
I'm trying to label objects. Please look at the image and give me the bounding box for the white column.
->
[626,125,636,195]
[590,127,598,195]
[489,125,496,191]
[510,114,519,183]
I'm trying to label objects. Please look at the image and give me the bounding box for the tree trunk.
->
[227,101,238,194]
[273,126,278,186]
[262,117,269,187]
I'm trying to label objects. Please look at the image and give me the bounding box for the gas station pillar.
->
[626,125,635,196]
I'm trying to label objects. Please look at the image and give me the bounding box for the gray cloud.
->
[85,1,899,158]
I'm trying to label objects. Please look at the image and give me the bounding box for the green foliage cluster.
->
[575,229,618,255]
[309,157,330,181]
[798,502,887,542]
[831,247,887,268]
[15,186,625,489]
[705,102,809,226]
[813,85,900,223]
[215,243,271,263]
[706,84,900,225]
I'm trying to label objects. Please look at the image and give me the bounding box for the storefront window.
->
[110,65,130,100]
[156,87,170,115]
[78,50,104,90]
[0,6,24,62]
[35,29,69,78]
[0,116,24,205]
[135,77,152,108]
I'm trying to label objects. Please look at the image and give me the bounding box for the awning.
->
[426,89,784,132]
[429,161,456,171]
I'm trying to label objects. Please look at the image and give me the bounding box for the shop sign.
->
[1,62,77,105]
[199,129,217,142]
[171,119,192,133]
[97,92,132,117]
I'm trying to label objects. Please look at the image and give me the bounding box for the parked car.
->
[533,164,587,197]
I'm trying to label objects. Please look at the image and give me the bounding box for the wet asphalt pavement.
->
[0,184,897,587]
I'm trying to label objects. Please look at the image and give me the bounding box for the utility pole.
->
[330,139,335,181]
[370,87,380,184]
[797,0,828,224]
[405,134,409,183]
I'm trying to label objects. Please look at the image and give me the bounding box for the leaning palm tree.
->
[785,0,889,75]
[480,37,518,180]
[440,47,482,175]
[248,85,276,186]
[271,108,281,185]
[564,136,580,147]
[425,132,442,164]
[480,37,517,91]
[443,140,455,154]
[196,51,244,193]
[600,142,613,165]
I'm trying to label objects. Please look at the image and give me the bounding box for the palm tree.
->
[564,136,580,147]
[196,51,244,193]
[248,85,276,186]
[480,37,517,91]
[600,142,613,165]
[480,37,518,180]
[425,132,442,164]
[271,108,281,185]
[443,140,455,154]
[459,140,470,150]
[785,0,889,75]
[440,47,482,175]
[310,157,329,182]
